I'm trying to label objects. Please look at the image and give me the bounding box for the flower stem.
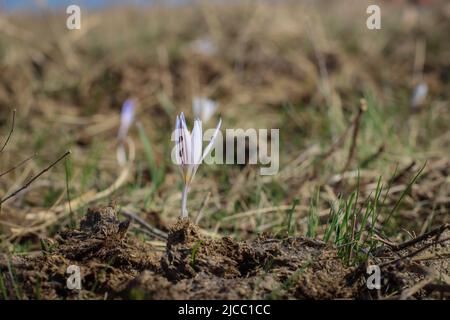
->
[181,185,189,218]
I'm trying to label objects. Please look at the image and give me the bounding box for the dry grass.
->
[0,0,448,275]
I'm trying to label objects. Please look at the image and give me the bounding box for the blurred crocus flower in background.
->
[192,97,218,123]
[117,99,136,142]
[175,112,221,218]
[191,38,217,56]
[117,99,136,166]
[410,82,428,110]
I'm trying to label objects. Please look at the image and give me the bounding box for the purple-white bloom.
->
[192,97,218,123]
[118,99,136,142]
[175,112,221,218]
[191,38,217,56]
[410,82,428,109]
[117,99,136,166]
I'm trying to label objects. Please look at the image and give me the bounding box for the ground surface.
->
[1,205,448,299]
[0,0,449,299]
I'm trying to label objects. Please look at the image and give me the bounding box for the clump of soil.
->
[125,218,359,299]
[0,206,160,299]
[0,206,448,299]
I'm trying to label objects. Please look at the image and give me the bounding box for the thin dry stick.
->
[311,101,366,180]
[360,144,384,167]
[342,99,367,172]
[120,207,168,240]
[1,150,71,205]
[222,205,294,222]
[64,156,73,226]
[389,223,449,252]
[379,237,450,268]
[0,153,37,179]
[389,161,416,184]
[400,276,434,300]
[195,191,211,224]
[11,139,136,238]
[54,139,135,214]
[0,109,16,153]
[299,102,365,192]
[316,115,353,163]
[372,233,398,247]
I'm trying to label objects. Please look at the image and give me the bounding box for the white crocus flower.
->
[191,38,217,56]
[117,99,135,166]
[175,112,221,218]
[410,81,428,109]
[118,99,135,141]
[192,97,218,123]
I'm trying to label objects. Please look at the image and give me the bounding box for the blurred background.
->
[0,0,448,249]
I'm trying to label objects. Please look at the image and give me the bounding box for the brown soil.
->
[0,205,448,300]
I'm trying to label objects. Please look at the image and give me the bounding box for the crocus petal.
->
[202,100,217,123]
[410,82,428,108]
[186,119,203,185]
[180,112,192,165]
[192,97,217,123]
[175,115,183,165]
[191,119,203,165]
[192,98,202,120]
[118,99,135,140]
[202,118,222,161]
[191,38,217,56]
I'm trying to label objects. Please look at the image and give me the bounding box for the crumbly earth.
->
[0,206,448,300]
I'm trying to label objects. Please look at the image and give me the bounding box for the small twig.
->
[379,237,450,268]
[399,276,434,300]
[372,233,398,247]
[64,156,74,227]
[11,139,136,239]
[0,153,37,179]
[221,205,297,222]
[0,150,71,205]
[342,99,367,172]
[0,109,16,153]
[311,99,367,181]
[388,223,449,252]
[317,121,352,164]
[389,161,416,185]
[120,207,168,240]
[195,192,211,224]
[360,144,384,168]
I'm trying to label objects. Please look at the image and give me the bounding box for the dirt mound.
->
[0,206,448,299]
[158,219,358,299]
[0,206,160,299]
